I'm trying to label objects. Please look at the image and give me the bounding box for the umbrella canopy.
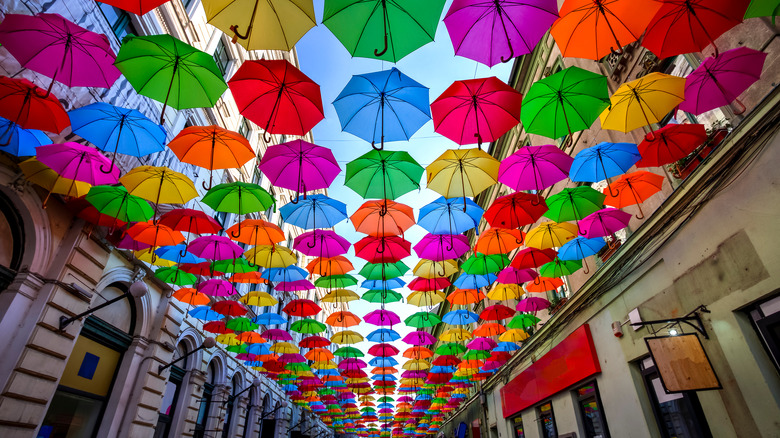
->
[516,297,551,312]
[120,165,198,206]
[413,259,458,279]
[539,258,582,277]
[334,67,431,150]
[544,186,606,223]
[498,145,574,192]
[474,228,524,255]
[599,73,686,137]
[283,299,322,318]
[280,194,348,230]
[359,261,409,281]
[431,77,523,148]
[202,182,275,224]
[418,196,483,235]
[115,34,228,124]
[557,236,605,273]
[188,235,244,260]
[86,185,154,223]
[414,234,471,261]
[128,221,185,248]
[307,256,354,276]
[345,150,424,200]
[426,148,500,204]
[244,244,297,268]
[226,219,285,245]
[462,254,510,275]
[365,309,402,327]
[259,140,341,197]
[204,0,316,51]
[604,168,664,218]
[322,0,446,62]
[525,222,578,250]
[569,142,641,186]
[159,208,223,235]
[0,77,69,133]
[0,117,51,157]
[294,230,351,258]
[579,208,632,239]
[483,192,549,229]
[354,236,412,264]
[351,200,416,237]
[636,124,708,168]
[98,0,169,15]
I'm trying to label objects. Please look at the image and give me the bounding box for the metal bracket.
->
[630,305,711,339]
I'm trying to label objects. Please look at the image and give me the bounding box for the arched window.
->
[0,190,24,291]
[154,342,189,437]
[222,374,242,438]
[194,362,217,438]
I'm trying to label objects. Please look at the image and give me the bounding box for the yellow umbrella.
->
[525,222,578,249]
[134,247,177,267]
[244,244,297,268]
[499,328,530,343]
[204,0,316,51]
[413,259,458,279]
[270,342,299,354]
[599,73,685,137]
[320,288,360,303]
[239,291,278,306]
[487,284,522,301]
[311,361,337,370]
[120,166,198,207]
[19,158,91,205]
[346,377,370,384]
[216,333,241,346]
[402,359,431,371]
[330,330,364,345]
[440,328,473,342]
[426,148,499,207]
[407,291,446,307]
[454,368,479,377]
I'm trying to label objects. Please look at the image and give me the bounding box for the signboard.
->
[645,334,721,393]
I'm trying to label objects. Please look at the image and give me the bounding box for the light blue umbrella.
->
[369,356,399,367]
[367,328,400,343]
[0,116,50,156]
[453,273,496,289]
[372,376,398,382]
[418,196,484,235]
[442,309,479,326]
[190,306,222,321]
[557,236,605,274]
[155,244,205,264]
[569,141,641,191]
[246,343,271,355]
[252,312,288,326]
[362,278,406,290]
[279,194,348,229]
[261,265,308,282]
[494,342,520,352]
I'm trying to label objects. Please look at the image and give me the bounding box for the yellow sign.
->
[59,336,121,397]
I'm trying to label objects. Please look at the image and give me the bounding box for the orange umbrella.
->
[168,125,255,190]
[229,271,268,284]
[372,366,397,375]
[603,170,664,219]
[326,310,362,328]
[306,256,354,276]
[525,276,563,293]
[473,323,506,337]
[403,347,433,359]
[236,332,266,344]
[305,348,335,362]
[551,0,661,60]
[446,288,485,306]
[351,199,415,237]
[172,287,210,306]
[226,219,285,244]
[474,228,525,255]
[127,221,185,259]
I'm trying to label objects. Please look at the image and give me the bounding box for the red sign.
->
[500,324,601,417]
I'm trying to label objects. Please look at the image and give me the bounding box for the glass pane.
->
[651,377,704,438]
[513,416,524,438]
[159,380,179,415]
[580,396,607,438]
[539,403,556,438]
[39,390,103,438]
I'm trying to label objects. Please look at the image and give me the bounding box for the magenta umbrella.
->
[402,330,437,346]
[498,145,573,192]
[111,231,151,251]
[579,208,632,241]
[516,297,551,312]
[338,358,368,370]
[413,234,471,261]
[444,0,558,67]
[467,337,497,350]
[408,277,451,292]
[679,47,768,116]
[0,13,121,96]
[364,309,401,327]
[293,230,351,257]
[188,235,244,260]
[497,267,538,284]
[36,142,119,185]
[275,280,316,292]
[258,140,341,201]
[197,279,236,297]
[261,328,293,341]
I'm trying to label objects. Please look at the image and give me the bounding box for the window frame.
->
[536,401,557,438]
[575,380,610,438]
[213,38,231,76]
[97,3,138,41]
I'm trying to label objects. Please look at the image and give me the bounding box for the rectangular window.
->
[214,39,230,76]
[538,402,557,438]
[181,0,195,9]
[576,381,610,438]
[239,118,251,139]
[747,292,780,374]
[98,3,138,41]
[512,416,525,438]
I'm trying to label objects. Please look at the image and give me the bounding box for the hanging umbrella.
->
[413,234,471,261]
[188,235,244,260]
[334,67,431,150]
[204,0,316,51]
[294,230,351,257]
[345,150,424,200]
[453,272,497,289]
[483,192,548,229]
[426,148,500,208]
[744,0,780,22]
[115,34,228,124]
[36,142,118,185]
[524,222,578,249]
[322,0,446,62]
[261,265,308,282]
[359,261,409,280]
[431,77,523,149]
[354,236,412,264]
[351,199,415,238]
[407,291,446,307]
[643,0,751,59]
[0,77,69,134]
[226,219,284,246]
[213,300,248,317]
[405,312,442,328]
[579,208,632,242]
[362,289,404,304]
[230,271,268,284]
[442,310,478,326]
[197,279,237,297]
[120,166,198,217]
[0,117,50,156]
[229,59,324,140]
[155,245,204,264]
[636,124,707,168]
[98,0,169,15]
[462,254,510,275]
[85,185,154,224]
[408,277,451,292]
[280,194,348,230]
[498,145,574,193]
[599,73,686,140]
[413,259,458,279]
[159,209,223,256]
[474,228,524,255]
[496,266,538,284]
[516,297,551,312]
[321,289,361,305]
[444,0,558,66]
[679,47,767,115]
[487,284,522,301]
[244,244,298,268]
[314,274,358,288]
[18,158,91,205]
[365,309,402,327]
[202,182,275,230]
[539,258,582,278]
[551,0,661,60]
[569,142,641,195]
[307,256,354,277]
[0,13,121,95]
[259,140,340,200]
[283,299,322,318]
[418,196,483,235]
[327,311,363,328]
[543,186,606,223]
[172,288,210,306]
[557,237,605,273]
[127,221,185,250]
[603,171,665,219]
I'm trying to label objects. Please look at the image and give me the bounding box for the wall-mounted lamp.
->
[158,337,217,374]
[59,281,147,330]
[224,378,262,406]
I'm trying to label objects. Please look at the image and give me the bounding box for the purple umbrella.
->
[279,353,307,363]
[516,297,551,312]
[197,279,236,297]
[36,142,119,185]
[467,337,497,350]
[497,267,538,284]
[275,280,316,292]
[413,234,471,261]
[338,358,368,370]
[679,47,768,116]
[579,208,632,244]
[258,140,341,201]
[364,309,401,327]
[111,231,151,251]
[444,0,559,67]
[293,229,351,258]
[400,371,427,379]
[188,235,243,260]
[498,145,574,192]
[402,330,437,346]
[261,328,293,341]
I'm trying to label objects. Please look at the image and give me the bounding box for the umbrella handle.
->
[229,24,251,41]
[610,46,624,56]
[179,247,188,258]
[230,229,242,239]
[500,44,515,63]
[307,237,316,249]
[371,139,384,151]
[202,179,214,191]
[99,159,116,175]
[733,98,746,115]
[582,257,590,275]
[474,132,482,150]
[374,33,388,57]
[263,131,273,143]
[635,203,645,220]
[530,192,543,206]
[644,131,657,143]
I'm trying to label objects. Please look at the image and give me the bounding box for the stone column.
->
[233,395,250,438]
[206,384,231,437]
[181,369,206,437]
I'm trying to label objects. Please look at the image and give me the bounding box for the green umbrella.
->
[521,66,610,143]
[507,313,540,329]
[359,261,409,280]
[115,34,228,124]
[376,396,394,402]
[461,254,510,275]
[361,289,403,304]
[226,316,259,332]
[285,363,311,371]
[404,311,441,328]
[212,258,259,274]
[360,407,376,412]
[322,0,446,62]
[314,274,358,288]
[543,186,605,223]
[435,343,466,356]
[154,266,197,286]
[745,0,780,24]
[345,150,424,200]
[334,346,365,358]
[539,258,583,278]
[291,318,327,334]
[463,350,490,360]
[86,185,154,223]
[202,182,275,232]
[226,343,248,354]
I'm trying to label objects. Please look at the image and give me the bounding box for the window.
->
[214,39,231,76]
[512,416,525,438]
[194,362,217,438]
[181,0,196,9]
[98,3,138,41]
[747,292,780,375]
[154,343,188,438]
[576,381,610,438]
[537,402,557,438]
[239,118,251,139]
[222,375,241,438]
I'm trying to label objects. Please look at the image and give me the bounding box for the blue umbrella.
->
[494,342,519,352]
[0,117,51,156]
[261,265,308,282]
[252,312,288,326]
[442,309,479,326]
[453,273,497,289]
[369,356,399,367]
[569,142,641,196]
[156,244,205,264]
[246,343,271,355]
[367,328,400,342]
[362,278,406,290]
[372,375,398,381]
[418,196,484,235]
[68,102,166,173]
[557,236,605,274]
[190,306,222,321]
[316,368,341,376]
[279,194,348,229]
[333,67,431,150]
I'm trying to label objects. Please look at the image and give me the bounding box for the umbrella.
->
[474,229,524,255]
[569,142,641,195]
[408,277,451,292]
[354,236,412,264]
[172,288,210,306]
[202,182,275,230]
[19,158,91,204]
[334,67,430,151]
[543,186,606,223]
[0,13,121,94]
[487,284,522,301]
[516,297,550,312]
[204,0,316,51]
[557,237,605,273]
[636,124,708,168]
[362,289,403,304]
[314,274,358,288]
[98,0,168,15]
[405,312,442,328]
[226,219,285,246]
[745,0,780,22]
[365,309,402,327]
[332,330,364,344]
[599,73,686,139]
[115,34,227,124]
[36,142,118,186]
[442,310,478,326]
[453,273,497,289]
[483,192,549,229]
[498,145,574,193]
[679,47,767,115]
[283,299,322,318]
[322,0,446,62]
[240,291,277,306]
[603,171,665,219]
[294,230,351,257]
[326,311,362,328]
[159,209,222,255]
[345,150,424,200]
[462,254,510,275]
[280,194,348,230]
[643,0,751,59]
[0,117,50,156]
[307,256,354,277]
[539,258,582,277]
[351,199,416,238]
[321,289,360,305]
[155,266,197,286]
[524,222,578,249]
[261,266,308,282]
[413,234,471,261]
[228,59,324,140]
[197,279,237,297]
[407,291,446,307]
[418,196,483,235]
[120,166,198,210]
[367,329,401,343]
[68,102,166,173]
[359,261,409,281]
[213,301,247,317]
[426,148,500,208]
[520,66,610,143]
[85,185,154,224]
[443,0,558,67]
[259,140,340,199]
[244,244,297,268]
[579,208,632,242]
[551,0,661,60]
[0,77,69,134]
[155,245,204,264]
[188,235,244,260]
[431,77,523,149]
[413,259,458,279]
[127,222,185,250]
[496,266,538,284]
[168,125,255,190]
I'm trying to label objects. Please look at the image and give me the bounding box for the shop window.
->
[214,39,231,76]
[194,362,217,438]
[639,357,712,438]
[98,3,138,41]
[746,292,780,375]
[537,402,557,438]
[512,415,525,438]
[576,381,610,438]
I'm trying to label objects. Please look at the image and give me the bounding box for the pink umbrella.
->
[354,236,412,264]
[402,331,437,346]
[498,145,573,192]
[679,47,768,116]
[188,235,243,260]
[497,267,538,284]
[579,208,632,240]
[408,277,451,292]
[364,309,401,327]
[36,142,119,185]
[275,280,316,292]
[293,230,351,257]
[197,279,236,297]
[0,13,121,95]
[261,328,293,341]
[338,358,368,370]
[516,297,551,312]
[110,231,151,251]
[467,338,497,350]
[368,343,400,357]
[413,234,471,261]
[279,353,306,363]
[258,140,341,200]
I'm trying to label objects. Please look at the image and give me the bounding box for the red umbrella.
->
[510,248,557,270]
[158,208,223,235]
[408,277,451,292]
[203,321,233,334]
[636,124,707,168]
[354,236,412,264]
[97,0,169,15]
[179,262,224,276]
[483,192,549,229]
[431,77,522,149]
[212,300,247,317]
[432,356,461,366]
[282,299,322,318]
[368,344,400,357]
[300,336,331,348]
[479,304,515,321]
[228,59,324,141]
